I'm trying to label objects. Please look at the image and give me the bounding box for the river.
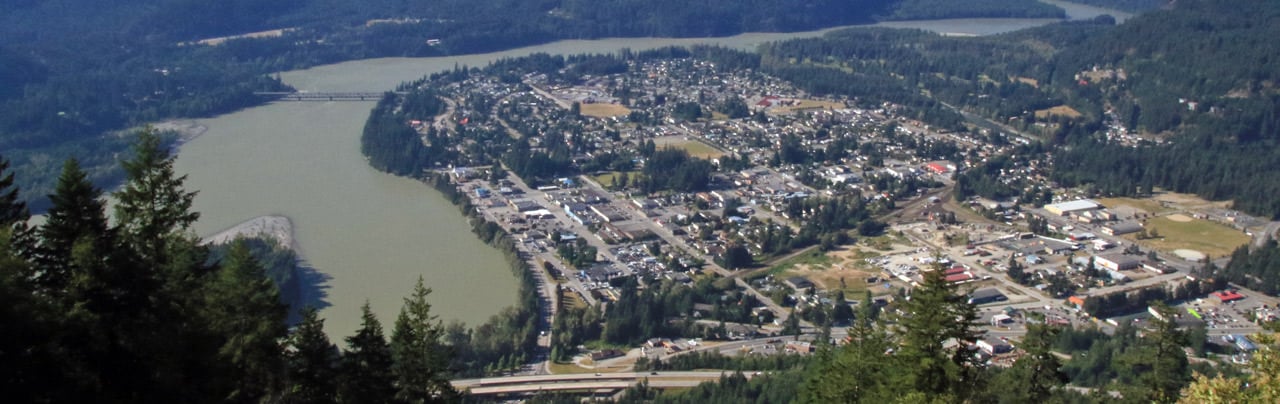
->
[175,2,1131,337]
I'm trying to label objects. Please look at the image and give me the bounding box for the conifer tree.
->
[113,127,200,268]
[207,239,288,402]
[283,308,338,404]
[894,268,984,401]
[0,155,28,226]
[1122,303,1189,403]
[391,277,458,402]
[339,302,396,404]
[35,159,109,296]
[995,313,1067,402]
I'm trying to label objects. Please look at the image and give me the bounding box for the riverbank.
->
[202,215,296,249]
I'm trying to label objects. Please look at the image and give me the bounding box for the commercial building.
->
[1095,254,1142,271]
[1102,221,1144,236]
[1045,199,1101,216]
[976,337,1013,354]
[968,288,1008,305]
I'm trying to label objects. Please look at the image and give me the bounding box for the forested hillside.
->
[1046,0,1280,217]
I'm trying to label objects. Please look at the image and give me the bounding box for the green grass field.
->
[590,171,639,188]
[1128,216,1250,258]
[655,139,725,159]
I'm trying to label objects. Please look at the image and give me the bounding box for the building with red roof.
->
[1214,290,1245,303]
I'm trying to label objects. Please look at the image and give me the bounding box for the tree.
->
[34,159,110,296]
[206,239,289,402]
[0,155,28,226]
[283,308,338,404]
[113,127,200,267]
[995,314,1067,403]
[800,287,898,403]
[720,243,753,270]
[391,277,458,403]
[1180,333,1280,403]
[338,303,396,404]
[1122,303,1189,403]
[894,268,985,401]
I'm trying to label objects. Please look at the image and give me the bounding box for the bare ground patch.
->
[579,103,631,118]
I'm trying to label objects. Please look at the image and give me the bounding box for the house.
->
[786,340,814,353]
[1096,254,1141,271]
[976,337,1013,355]
[1102,222,1143,236]
[1067,295,1086,309]
[945,273,973,283]
[784,276,814,291]
[1142,261,1174,274]
[990,314,1013,326]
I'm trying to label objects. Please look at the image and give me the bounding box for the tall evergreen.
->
[0,155,28,226]
[283,308,339,404]
[800,291,899,403]
[391,277,458,403]
[893,268,985,401]
[1122,303,1190,403]
[34,158,110,296]
[206,239,289,402]
[113,126,200,268]
[994,314,1068,403]
[339,302,396,404]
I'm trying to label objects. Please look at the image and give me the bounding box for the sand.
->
[202,215,295,249]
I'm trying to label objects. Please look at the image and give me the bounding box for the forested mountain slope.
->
[1047,0,1280,217]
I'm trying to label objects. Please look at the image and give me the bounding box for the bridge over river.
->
[253,91,407,101]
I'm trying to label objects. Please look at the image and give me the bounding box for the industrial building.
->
[1095,254,1142,271]
[1045,199,1101,216]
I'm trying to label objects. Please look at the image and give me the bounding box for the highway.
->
[454,371,754,396]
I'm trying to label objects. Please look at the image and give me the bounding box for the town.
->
[382,52,1277,385]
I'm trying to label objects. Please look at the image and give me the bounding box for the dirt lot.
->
[579,103,631,118]
[772,99,845,114]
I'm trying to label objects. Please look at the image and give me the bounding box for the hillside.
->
[1,0,1095,210]
[1046,0,1280,217]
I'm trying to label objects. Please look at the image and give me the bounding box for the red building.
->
[1214,290,1245,303]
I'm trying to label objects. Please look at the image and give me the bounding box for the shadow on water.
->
[286,260,333,325]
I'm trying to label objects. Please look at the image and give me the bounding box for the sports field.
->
[1127,216,1250,258]
[652,136,725,159]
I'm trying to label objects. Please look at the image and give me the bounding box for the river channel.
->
[175,2,1130,336]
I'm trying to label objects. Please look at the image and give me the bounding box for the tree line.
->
[0,130,465,402]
